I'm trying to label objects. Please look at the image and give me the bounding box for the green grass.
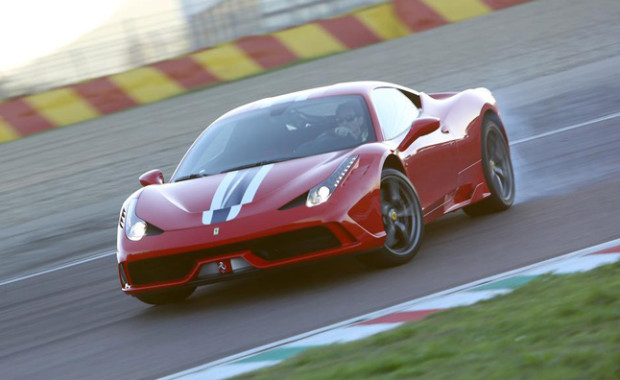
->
[235,262,620,380]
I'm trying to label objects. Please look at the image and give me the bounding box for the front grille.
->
[251,227,340,261]
[127,227,340,286]
[128,243,246,286]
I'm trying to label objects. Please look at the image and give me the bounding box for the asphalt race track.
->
[1,0,620,378]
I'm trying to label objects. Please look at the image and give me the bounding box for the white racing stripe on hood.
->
[242,164,274,204]
[211,171,238,210]
[226,164,274,221]
[201,171,237,225]
[203,164,274,225]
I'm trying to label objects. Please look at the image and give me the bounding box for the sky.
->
[0,0,225,73]
[0,0,127,72]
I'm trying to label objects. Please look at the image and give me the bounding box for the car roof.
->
[217,81,418,120]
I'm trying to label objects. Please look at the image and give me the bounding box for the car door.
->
[370,87,458,214]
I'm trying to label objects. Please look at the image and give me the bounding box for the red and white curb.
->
[159,239,620,380]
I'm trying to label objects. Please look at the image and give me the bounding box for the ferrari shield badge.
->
[217,259,232,274]
[213,227,219,236]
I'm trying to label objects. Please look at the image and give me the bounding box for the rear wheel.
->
[358,169,423,268]
[134,286,196,306]
[464,115,515,216]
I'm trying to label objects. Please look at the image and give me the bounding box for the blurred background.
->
[0,0,384,99]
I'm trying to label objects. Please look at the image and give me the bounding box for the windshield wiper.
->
[220,158,294,174]
[177,157,301,180]
[174,172,209,182]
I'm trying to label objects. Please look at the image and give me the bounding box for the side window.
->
[371,88,420,140]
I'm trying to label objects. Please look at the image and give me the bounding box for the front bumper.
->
[118,189,384,294]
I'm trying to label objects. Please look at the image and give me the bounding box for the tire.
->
[358,169,424,268]
[463,114,515,217]
[133,286,196,306]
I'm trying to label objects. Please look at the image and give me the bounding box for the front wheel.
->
[358,169,424,268]
[133,286,196,306]
[464,115,515,216]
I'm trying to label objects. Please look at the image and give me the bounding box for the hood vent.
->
[278,192,309,210]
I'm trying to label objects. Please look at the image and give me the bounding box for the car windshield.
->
[172,95,375,181]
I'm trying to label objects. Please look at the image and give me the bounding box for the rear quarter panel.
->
[424,88,500,170]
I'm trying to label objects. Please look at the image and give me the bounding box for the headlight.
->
[307,156,358,207]
[123,198,148,241]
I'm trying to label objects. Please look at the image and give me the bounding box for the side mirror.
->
[139,169,164,186]
[398,117,441,151]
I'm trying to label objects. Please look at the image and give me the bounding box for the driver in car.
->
[334,102,369,142]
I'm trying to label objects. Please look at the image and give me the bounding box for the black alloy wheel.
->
[358,168,423,268]
[464,114,515,216]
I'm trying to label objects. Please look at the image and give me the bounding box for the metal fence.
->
[0,0,385,100]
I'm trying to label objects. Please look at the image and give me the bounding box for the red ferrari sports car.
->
[117,81,514,305]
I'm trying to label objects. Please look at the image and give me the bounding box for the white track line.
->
[510,111,620,146]
[0,250,115,287]
[2,110,619,287]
